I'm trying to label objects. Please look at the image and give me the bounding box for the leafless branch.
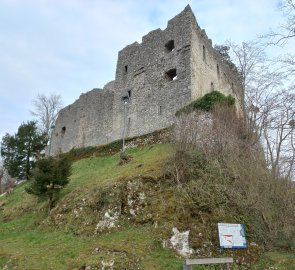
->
[30,93,63,136]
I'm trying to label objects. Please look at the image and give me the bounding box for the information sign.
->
[218,223,246,248]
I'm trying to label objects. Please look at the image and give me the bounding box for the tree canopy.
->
[26,155,72,213]
[214,44,239,73]
[1,121,48,180]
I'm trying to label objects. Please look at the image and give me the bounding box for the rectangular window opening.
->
[165,68,177,81]
[124,65,128,73]
[165,40,175,52]
[128,90,131,98]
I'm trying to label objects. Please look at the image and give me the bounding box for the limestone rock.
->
[169,227,194,257]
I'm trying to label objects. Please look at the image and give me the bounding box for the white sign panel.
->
[218,223,246,248]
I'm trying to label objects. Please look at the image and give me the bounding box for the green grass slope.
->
[0,145,184,270]
[0,144,294,270]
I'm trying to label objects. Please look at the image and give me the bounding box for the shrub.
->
[176,90,235,116]
[171,102,295,248]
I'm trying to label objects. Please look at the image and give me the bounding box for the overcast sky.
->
[0,0,293,139]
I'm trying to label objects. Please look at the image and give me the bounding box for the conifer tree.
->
[1,121,47,179]
[26,155,72,213]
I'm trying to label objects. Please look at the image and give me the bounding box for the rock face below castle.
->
[51,5,243,154]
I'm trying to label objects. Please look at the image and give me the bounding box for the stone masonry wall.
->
[190,22,243,114]
[111,5,195,141]
[51,5,244,154]
[51,87,114,154]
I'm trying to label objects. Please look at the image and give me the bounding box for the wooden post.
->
[224,262,231,270]
[183,265,192,270]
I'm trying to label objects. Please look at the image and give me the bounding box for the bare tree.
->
[247,67,295,180]
[261,0,295,88]
[261,89,295,179]
[227,40,295,180]
[0,161,14,194]
[226,40,266,92]
[226,40,272,135]
[31,93,63,137]
[265,0,295,45]
[274,54,295,85]
[245,65,283,138]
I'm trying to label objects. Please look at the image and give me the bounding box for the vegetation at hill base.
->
[1,105,295,269]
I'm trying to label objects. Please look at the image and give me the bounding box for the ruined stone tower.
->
[51,5,243,154]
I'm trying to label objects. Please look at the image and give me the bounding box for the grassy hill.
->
[0,143,294,270]
[0,145,184,270]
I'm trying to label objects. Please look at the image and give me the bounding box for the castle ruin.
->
[51,5,243,154]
